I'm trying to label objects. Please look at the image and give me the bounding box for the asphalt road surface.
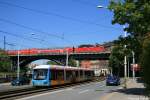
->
[17,81,122,100]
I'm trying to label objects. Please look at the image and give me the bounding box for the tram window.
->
[33,69,48,80]
[51,70,64,80]
[66,70,72,80]
[75,71,78,77]
[85,71,92,78]
[50,69,56,80]
[56,70,64,80]
[80,70,83,77]
[91,71,94,76]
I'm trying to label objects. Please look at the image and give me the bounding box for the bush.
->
[0,49,11,72]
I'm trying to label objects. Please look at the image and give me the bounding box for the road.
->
[17,81,122,100]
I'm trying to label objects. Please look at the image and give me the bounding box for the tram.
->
[32,65,94,86]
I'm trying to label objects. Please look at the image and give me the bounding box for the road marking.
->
[65,87,73,91]
[118,86,123,89]
[99,84,105,87]
[78,89,89,94]
[73,81,105,89]
[17,89,64,100]
[100,92,117,100]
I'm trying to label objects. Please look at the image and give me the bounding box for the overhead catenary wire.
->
[0,30,43,42]
[0,39,15,50]
[0,18,62,39]
[0,29,73,49]
[0,1,120,30]
[0,30,54,48]
[0,18,75,46]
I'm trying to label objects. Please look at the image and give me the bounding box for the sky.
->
[0,0,124,50]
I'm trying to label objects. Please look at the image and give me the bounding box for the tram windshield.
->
[33,69,48,80]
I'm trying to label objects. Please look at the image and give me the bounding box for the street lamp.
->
[97,5,108,9]
[64,49,69,81]
[124,26,127,88]
[17,33,36,80]
[97,5,128,88]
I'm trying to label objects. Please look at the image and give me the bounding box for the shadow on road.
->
[136,78,144,83]
[109,88,146,96]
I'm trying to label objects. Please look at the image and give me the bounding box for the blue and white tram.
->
[32,65,94,87]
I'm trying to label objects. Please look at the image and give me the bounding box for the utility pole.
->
[4,36,6,50]
[66,49,69,66]
[17,49,20,80]
[132,51,135,80]
[124,55,127,88]
[124,26,127,88]
[128,59,130,78]
[64,49,69,81]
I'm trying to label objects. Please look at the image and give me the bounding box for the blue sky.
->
[0,0,124,50]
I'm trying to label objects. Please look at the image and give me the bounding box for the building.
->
[80,60,110,76]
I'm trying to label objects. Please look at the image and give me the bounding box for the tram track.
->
[0,79,104,100]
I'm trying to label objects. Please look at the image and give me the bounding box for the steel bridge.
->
[9,51,110,68]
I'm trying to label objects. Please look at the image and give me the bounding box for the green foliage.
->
[47,60,61,65]
[141,35,150,96]
[109,35,141,76]
[115,36,141,61]
[21,66,30,73]
[109,0,150,38]
[109,45,124,76]
[68,58,77,67]
[47,58,77,67]
[0,49,11,72]
[108,0,150,95]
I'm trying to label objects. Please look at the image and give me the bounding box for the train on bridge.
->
[7,46,105,55]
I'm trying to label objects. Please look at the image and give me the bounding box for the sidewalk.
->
[101,78,149,100]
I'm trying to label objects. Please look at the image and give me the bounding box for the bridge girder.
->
[9,52,110,68]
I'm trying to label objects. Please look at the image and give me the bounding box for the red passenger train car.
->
[7,46,105,55]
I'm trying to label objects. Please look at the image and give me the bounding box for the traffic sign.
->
[131,64,140,71]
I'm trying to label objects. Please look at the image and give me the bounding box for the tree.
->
[109,45,124,76]
[68,58,77,67]
[108,0,150,96]
[47,60,62,65]
[0,49,11,72]
[109,0,150,39]
[108,0,149,63]
[114,35,141,62]
[109,36,136,76]
[141,35,150,96]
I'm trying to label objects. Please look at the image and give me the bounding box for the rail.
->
[0,79,104,100]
